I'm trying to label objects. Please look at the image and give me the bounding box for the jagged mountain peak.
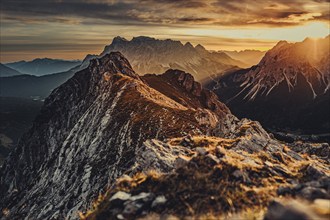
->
[195,43,204,49]
[88,52,139,80]
[239,36,330,101]
[97,36,245,81]
[195,43,206,51]
[82,54,97,63]
[112,36,128,43]
[161,69,203,96]
[184,42,194,48]
[131,36,157,42]
[144,69,230,118]
[205,36,330,134]
[274,40,289,48]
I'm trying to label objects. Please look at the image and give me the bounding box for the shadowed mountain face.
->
[0,52,234,219]
[0,70,77,99]
[0,97,43,166]
[5,58,81,76]
[0,63,22,77]
[0,59,81,100]
[205,36,330,138]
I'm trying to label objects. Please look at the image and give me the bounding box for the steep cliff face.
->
[0,52,233,219]
[205,36,330,136]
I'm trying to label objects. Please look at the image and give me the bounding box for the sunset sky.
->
[1,0,329,62]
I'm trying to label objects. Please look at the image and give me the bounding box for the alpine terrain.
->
[205,36,330,140]
[0,37,246,100]
[0,52,232,219]
[0,52,329,220]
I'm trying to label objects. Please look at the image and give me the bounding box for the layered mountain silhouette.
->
[0,37,246,99]
[0,70,77,99]
[80,36,246,81]
[222,50,266,67]
[5,58,81,76]
[0,63,22,77]
[1,52,328,220]
[205,36,330,138]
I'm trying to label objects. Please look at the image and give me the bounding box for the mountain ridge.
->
[0,52,234,219]
[5,58,81,76]
[0,36,248,99]
[96,36,246,81]
[1,52,329,220]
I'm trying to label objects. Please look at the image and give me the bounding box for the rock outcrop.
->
[81,126,330,219]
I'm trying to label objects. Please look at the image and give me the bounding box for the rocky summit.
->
[0,52,235,219]
[0,52,329,220]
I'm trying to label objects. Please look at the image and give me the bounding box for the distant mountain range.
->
[5,58,81,76]
[84,36,246,81]
[222,50,266,67]
[0,69,77,99]
[0,63,22,77]
[0,36,248,99]
[205,36,330,136]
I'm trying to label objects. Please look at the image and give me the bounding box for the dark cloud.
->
[1,1,140,24]
[210,0,329,26]
[144,0,207,8]
[0,0,328,62]
[177,17,214,23]
[0,0,328,26]
[2,43,104,52]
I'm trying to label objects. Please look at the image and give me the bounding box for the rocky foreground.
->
[81,121,330,220]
